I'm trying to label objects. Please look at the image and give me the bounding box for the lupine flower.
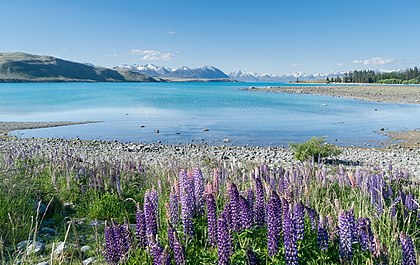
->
[338,209,354,263]
[372,235,389,265]
[390,196,401,219]
[144,197,158,245]
[173,231,186,265]
[217,211,231,265]
[169,190,180,226]
[405,193,418,211]
[159,247,171,265]
[149,187,160,222]
[267,192,281,256]
[193,167,205,215]
[254,177,266,227]
[167,221,175,251]
[246,247,259,265]
[228,183,241,232]
[356,218,373,252]
[317,216,329,251]
[304,206,318,231]
[206,193,218,246]
[136,203,147,248]
[293,201,305,240]
[239,195,254,229]
[179,170,194,238]
[247,188,255,211]
[120,219,131,254]
[282,199,298,265]
[103,222,118,264]
[103,220,131,264]
[149,235,164,265]
[110,220,123,260]
[399,233,416,265]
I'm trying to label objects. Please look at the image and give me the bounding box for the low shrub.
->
[290,136,341,161]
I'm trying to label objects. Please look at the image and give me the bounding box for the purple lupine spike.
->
[390,196,401,219]
[193,167,205,215]
[110,220,123,260]
[179,170,194,238]
[228,183,241,232]
[356,218,373,252]
[317,216,329,251]
[136,203,147,248]
[254,177,266,227]
[282,199,298,265]
[405,193,418,211]
[206,193,218,246]
[304,206,318,231]
[239,195,254,230]
[149,236,163,265]
[217,211,231,265]
[173,231,186,265]
[144,197,158,245]
[338,209,353,263]
[293,201,305,240]
[247,188,255,211]
[267,192,281,256]
[149,187,159,223]
[103,222,117,264]
[160,247,171,265]
[400,233,416,265]
[167,221,175,251]
[348,208,356,243]
[246,247,259,265]
[120,219,131,255]
[169,190,180,226]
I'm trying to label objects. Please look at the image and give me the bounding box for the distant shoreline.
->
[242,84,420,104]
[0,121,100,136]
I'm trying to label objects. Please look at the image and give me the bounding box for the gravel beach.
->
[1,135,419,178]
[242,84,420,104]
[1,121,419,178]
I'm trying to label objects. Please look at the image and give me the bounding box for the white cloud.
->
[167,31,176,35]
[337,63,344,66]
[292,63,302,67]
[353,57,397,65]
[130,49,174,61]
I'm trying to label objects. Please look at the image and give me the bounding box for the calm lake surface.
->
[1,82,420,147]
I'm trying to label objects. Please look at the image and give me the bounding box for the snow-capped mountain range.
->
[114,64,229,79]
[113,63,402,82]
[228,70,347,82]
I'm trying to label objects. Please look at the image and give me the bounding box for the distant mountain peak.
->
[114,63,230,79]
[229,70,348,82]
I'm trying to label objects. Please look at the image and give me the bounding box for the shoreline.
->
[0,121,419,178]
[0,121,101,136]
[242,84,420,104]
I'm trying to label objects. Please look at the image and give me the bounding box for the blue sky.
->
[2,0,419,74]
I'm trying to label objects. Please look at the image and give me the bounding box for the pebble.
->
[82,257,96,265]
[1,136,419,179]
[39,227,57,236]
[81,245,92,253]
[26,241,45,255]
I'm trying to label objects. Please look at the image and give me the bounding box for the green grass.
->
[0,145,418,264]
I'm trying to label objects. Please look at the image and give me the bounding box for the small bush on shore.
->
[290,136,342,161]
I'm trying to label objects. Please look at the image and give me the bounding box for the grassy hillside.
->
[0,52,158,82]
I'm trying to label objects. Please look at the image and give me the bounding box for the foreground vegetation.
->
[0,144,418,264]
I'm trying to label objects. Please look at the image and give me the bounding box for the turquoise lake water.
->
[1,82,420,146]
